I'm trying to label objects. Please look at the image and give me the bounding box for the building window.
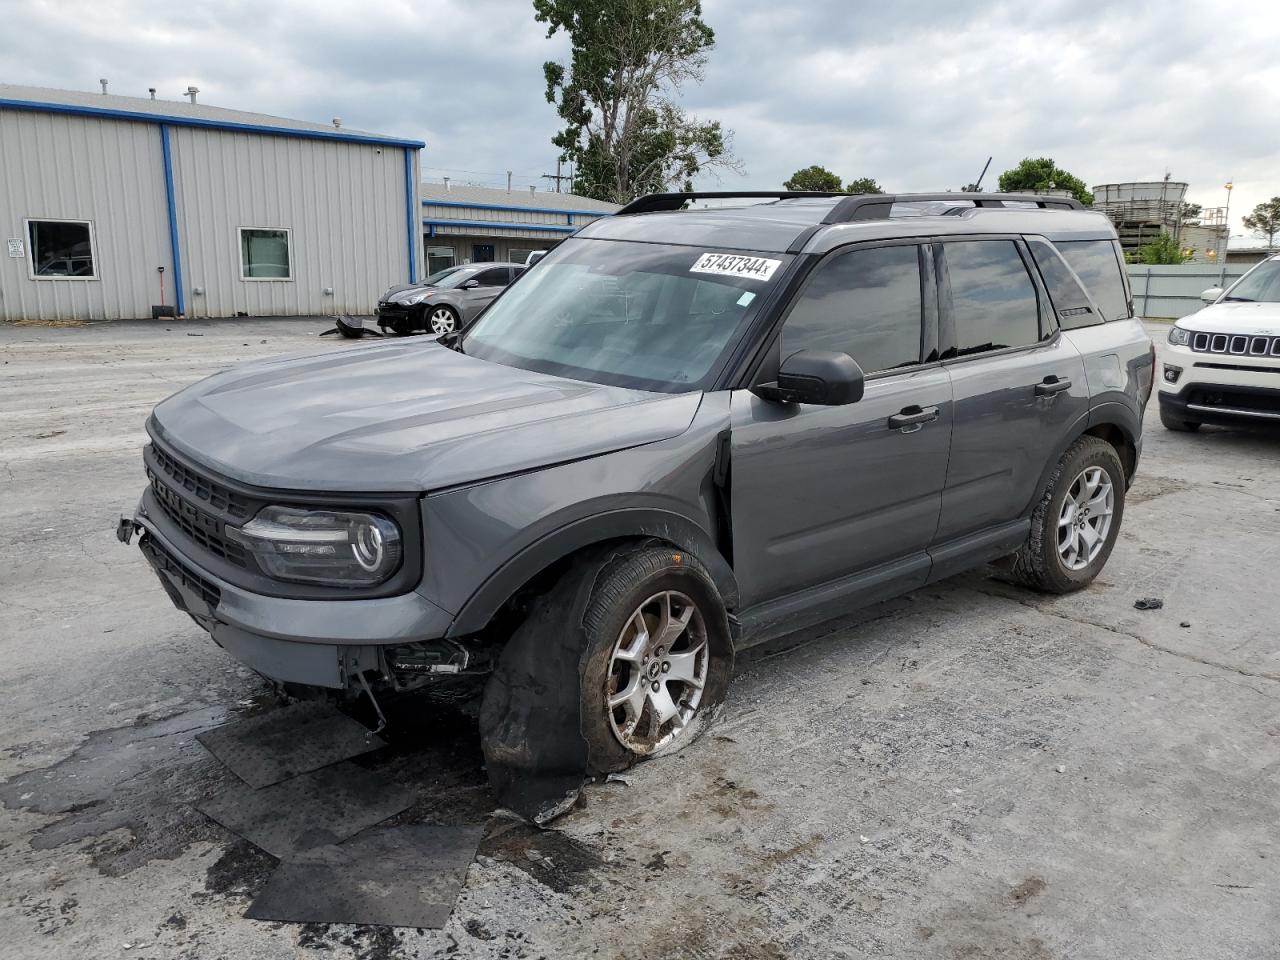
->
[239,227,292,280]
[426,245,455,275]
[26,219,97,279]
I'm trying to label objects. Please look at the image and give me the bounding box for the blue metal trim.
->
[423,218,577,234]
[159,124,185,317]
[403,149,417,283]
[421,198,611,218]
[0,97,426,148]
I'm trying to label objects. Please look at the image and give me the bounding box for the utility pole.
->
[542,158,572,194]
[1218,180,1234,264]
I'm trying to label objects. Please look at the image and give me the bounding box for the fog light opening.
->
[1163,364,1182,384]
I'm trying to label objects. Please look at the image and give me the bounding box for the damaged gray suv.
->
[122,191,1153,819]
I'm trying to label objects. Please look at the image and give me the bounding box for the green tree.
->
[1179,201,1202,225]
[996,157,1093,206]
[783,165,843,192]
[844,177,883,195]
[1137,231,1189,265]
[534,0,737,203]
[1242,197,1280,247]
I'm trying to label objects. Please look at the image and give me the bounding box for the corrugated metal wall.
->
[1,106,418,321]
[171,128,413,317]
[0,110,172,321]
[1126,264,1251,319]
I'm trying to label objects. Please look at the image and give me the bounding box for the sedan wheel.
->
[427,306,457,335]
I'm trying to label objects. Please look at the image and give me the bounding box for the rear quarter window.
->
[1054,239,1131,321]
[1027,238,1101,330]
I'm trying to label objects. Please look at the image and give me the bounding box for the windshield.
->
[462,238,789,391]
[1223,259,1280,302]
[423,265,471,288]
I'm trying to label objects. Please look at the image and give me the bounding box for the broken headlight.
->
[227,506,402,586]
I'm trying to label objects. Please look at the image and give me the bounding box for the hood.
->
[150,341,702,493]
[382,282,432,302]
[1178,300,1280,334]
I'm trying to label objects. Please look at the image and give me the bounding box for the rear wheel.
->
[1007,436,1126,594]
[1159,406,1201,432]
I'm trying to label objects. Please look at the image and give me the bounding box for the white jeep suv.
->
[1159,254,1280,431]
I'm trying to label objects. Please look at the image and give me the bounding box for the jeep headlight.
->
[227,506,402,586]
[1167,326,1191,346]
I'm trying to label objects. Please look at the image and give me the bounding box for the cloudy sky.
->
[3,0,1278,238]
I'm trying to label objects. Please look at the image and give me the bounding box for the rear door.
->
[933,237,1089,555]
[730,241,952,606]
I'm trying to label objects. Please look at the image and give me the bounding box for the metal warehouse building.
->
[0,84,422,321]
[420,183,616,272]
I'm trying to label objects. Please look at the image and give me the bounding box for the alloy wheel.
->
[1057,466,1114,571]
[428,307,456,334]
[606,590,709,755]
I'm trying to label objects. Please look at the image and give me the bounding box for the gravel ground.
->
[1,318,1277,960]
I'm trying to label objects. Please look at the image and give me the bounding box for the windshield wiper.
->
[1222,295,1254,302]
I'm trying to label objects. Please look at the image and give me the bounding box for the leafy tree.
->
[1242,197,1280,247]
[783,165,843,192]
[845,177,883,195]
[996,157,1093,206]
[534,0,737,203]
[1179,201,1202,225]
[1137,231,1189,265]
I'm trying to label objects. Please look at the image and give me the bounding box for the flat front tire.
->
[1007,436,1126,594]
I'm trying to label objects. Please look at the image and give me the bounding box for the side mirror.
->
[1201,287,1224,304]
[462,279,481,289]
[754,350,865,406]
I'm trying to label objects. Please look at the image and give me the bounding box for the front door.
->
[472,243,495,263]
[460,266,510,321]
[934,238,1089,546]
[730,242,952,607]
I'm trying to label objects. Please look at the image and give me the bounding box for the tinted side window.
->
[782,245,923,374]
[1027,238,1098,330]
[474,268,509,287]
[944,240,1041,356]
[1056,240,1130,321]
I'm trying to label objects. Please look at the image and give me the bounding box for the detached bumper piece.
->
[1160,383,1280,426]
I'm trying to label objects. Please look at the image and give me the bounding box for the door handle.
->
[1034,376,1073,396]
[888,405,940,431]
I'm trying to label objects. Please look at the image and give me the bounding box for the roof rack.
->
[820,192,1083,223]
[615,190,1084,221]
[615,190,847,216]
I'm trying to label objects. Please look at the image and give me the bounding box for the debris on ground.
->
[1133,597,1164,611]
[1180,621,1191,628]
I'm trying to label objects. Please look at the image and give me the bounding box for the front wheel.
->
[425,305,458,335]
[1007,436,1126,594]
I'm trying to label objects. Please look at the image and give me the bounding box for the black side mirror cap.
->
[753,349,865,406]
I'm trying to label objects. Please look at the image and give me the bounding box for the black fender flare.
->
[1021,403,1141,519]
[445,508,739,637]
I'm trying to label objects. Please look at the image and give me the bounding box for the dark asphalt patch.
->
[197,701,384,788]
[245,824,484,927]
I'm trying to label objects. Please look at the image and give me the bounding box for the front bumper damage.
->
[118,508,456,689]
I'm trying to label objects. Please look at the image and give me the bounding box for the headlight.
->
[227,506,402,586]
[403,291,432,305]
[1167,326,1191,346]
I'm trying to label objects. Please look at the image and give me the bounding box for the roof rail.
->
[821,192,1083,224]
[615,190,848,216]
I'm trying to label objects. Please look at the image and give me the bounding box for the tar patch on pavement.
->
[195,761,413,859]
[197,702,384,788]
[245,824,484,928]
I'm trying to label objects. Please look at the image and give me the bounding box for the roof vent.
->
[99,78,108,95]
[148,87,156,100]
[443,177,450,191]
[332,117,342,128]
[185,86,200,104]
[529,185,536,196]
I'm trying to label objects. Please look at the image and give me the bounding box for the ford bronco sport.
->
[121,191,1153,816]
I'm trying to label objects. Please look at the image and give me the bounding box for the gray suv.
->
[121,192,1153,817]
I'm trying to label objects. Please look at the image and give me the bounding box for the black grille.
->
[1190,331,1280,357]
[149,443,253,520]
[140,533,222,609]
[147,469,249,566]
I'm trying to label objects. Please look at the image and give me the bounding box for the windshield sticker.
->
[691,253,781,282]
[737,291,756,307]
